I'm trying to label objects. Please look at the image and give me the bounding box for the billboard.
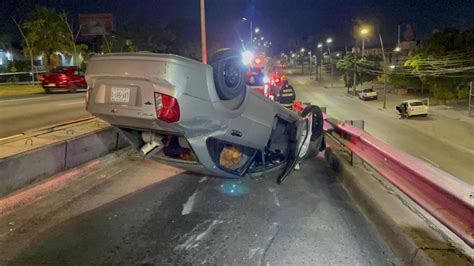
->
[79,13,114,36]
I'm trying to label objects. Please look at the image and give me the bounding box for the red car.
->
[40,66,87,93]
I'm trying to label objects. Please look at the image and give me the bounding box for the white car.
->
[396,100,428,118]
[358,88,378,100]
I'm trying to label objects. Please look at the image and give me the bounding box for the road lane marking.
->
[0,96,50,103]
[58,101,84,106]
[182,191,197,215]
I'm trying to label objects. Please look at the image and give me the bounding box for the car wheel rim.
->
[223,62,240,89]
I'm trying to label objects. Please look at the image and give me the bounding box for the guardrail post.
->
[344,120,364,165]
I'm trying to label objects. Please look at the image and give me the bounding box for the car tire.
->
[209,49,246,100]
[301,105,324,141]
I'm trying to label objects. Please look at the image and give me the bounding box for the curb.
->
[324,137,471,265]
[0,147,132,215]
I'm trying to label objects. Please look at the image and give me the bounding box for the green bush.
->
[457,89,469,99]
[434,87,457,100]
[434,88,448,99]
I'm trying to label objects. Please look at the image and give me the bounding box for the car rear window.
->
[409,101,424,106]
[51,68,67,74]
[363,88,374,92]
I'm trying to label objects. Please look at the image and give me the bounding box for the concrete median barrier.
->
[0,127,129,198]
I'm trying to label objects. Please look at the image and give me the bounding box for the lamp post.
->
[200,0,207,64]
[378,28,388,109]
[360,28,369,57]
[326,38,333,88]
[317,43,323,80]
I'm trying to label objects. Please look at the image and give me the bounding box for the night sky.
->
[1,0,473,54]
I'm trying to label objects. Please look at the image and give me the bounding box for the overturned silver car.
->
[85,49,325,183]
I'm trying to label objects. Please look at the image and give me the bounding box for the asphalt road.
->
[0,157,399,264]
[0,92,90,138]
[288,72,474,184]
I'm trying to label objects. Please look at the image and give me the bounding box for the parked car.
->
[358,88,378,100]
[40,66,86,93]
[396,100,428,118]
[85,49,325,183]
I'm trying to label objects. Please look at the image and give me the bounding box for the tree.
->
[59,11,83,66]
[404,28,474,97]
[23,7,70,68]
[337,52,377,88]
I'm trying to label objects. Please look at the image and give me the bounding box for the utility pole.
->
[469,81,473,117]
[327,44,333,88]
[379,29,388,109]
[250,20,253,48]
[200,0,207,64]
[353,54,357,95]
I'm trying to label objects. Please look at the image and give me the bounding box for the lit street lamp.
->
[326,37,334,87]
[394,46,401,52]
[317,43,323,48]
[300,48,305,53]
[254,27,260,33]
[360,27,370,57]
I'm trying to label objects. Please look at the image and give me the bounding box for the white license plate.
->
[47,83,55,87]
[111,87,130,103]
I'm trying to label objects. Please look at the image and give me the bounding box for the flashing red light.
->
[255,58,262,64]
[275,78,280,84]
[154,92,180,123]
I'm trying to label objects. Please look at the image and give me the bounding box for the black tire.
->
[209,49,246,100]
[301,105,324,141]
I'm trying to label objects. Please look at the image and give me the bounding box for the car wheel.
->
[301,105,324,141]
[209,49,246,100]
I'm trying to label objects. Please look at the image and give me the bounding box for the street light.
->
[360,26,370,57]
[394,46,401,52]
[241,17,253,49]
[317,43,323,48]
[254,27,260,33]
[326,38,334,87]
[301,48,305,52]
[261,36,264,40]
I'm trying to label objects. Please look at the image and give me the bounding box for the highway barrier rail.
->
[323,116,474,248]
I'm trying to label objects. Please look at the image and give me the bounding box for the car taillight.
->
[85,86,92,111]
[39,75,45,81]
[154,92,180,123]
[60,74,67,80]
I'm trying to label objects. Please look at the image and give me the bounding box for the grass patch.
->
[0,84,44,96]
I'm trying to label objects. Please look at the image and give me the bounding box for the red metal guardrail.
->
[325,119,474,248]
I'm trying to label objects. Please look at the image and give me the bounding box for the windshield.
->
[363,88,374,92]
[409,101,424,106]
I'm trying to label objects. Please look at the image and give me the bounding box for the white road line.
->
[421,156,440,168]
[58,101,84,106]
[0,96,50,103]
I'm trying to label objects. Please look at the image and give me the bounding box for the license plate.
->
[110,87,130,103]
[47,83,55,87]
